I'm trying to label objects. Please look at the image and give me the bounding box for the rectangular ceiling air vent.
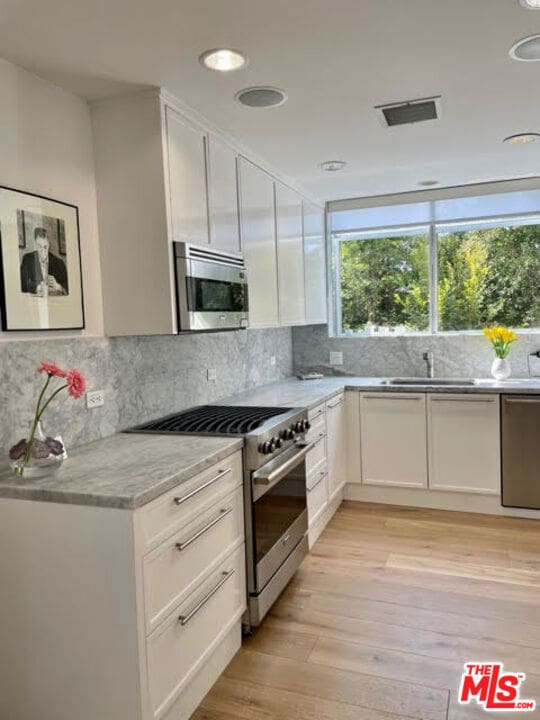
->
[375,96,441,127]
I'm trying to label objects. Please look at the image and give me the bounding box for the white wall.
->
[0,57,103,338]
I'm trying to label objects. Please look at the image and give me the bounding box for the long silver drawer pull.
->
[175,507,233,551]
[431,396,495,403]
[173,468,232,506]
[364,394,421,400]
[178,569,235,626]
[327,397,344,408]
[308,471,326,492]
[505,398,540,404]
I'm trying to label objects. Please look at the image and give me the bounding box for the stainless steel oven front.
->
[174,241,249,332]
[244,441,312,630]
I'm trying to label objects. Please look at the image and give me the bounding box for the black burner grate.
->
[132,405,291,435]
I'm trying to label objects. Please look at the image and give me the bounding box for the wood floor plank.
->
[200,676,422,720]
[273,589,540,649]
[224,649,449,720]
[198,502,539,720]
[266,604,540,670]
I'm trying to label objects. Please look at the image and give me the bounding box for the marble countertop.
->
[218,376,540,410]
[0,433,243,509]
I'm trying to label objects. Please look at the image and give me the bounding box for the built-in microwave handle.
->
[253,442,314,489]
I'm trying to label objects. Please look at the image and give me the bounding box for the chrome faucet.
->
[423,351,434,379]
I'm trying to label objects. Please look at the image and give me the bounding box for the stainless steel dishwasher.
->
[501,395,540,510]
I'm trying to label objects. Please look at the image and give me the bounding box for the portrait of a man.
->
[20,225,69,297]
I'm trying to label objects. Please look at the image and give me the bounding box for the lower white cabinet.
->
[360,393,428,488]
[326,393,347,499]
[0,450,245,720]
[427,394,500,494]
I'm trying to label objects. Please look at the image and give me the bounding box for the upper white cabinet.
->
[275,183,305,326]
[303,201,327,324]
[165,106,209,246]
[427,394,500,494]
[207,135,240,253]
[360,393,428,488]
[92,89,323,335]
[238,158,279,328]
[326,393,347,500]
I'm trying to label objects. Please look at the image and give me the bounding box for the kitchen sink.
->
[382,378,477,386]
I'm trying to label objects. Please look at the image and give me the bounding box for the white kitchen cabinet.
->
[360,393,428,488]
[165,105,209,246]
[207,135,240,252]
[238,158,279,328]
[275,182,305,325]
[427,394,500,494]
[0,450,245,720]
[326,393,347,499]
[303,201,327,324]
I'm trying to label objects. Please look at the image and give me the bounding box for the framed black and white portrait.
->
[0,187,84,330]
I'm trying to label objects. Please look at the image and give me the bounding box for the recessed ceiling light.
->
[518,0,540,8]
[199,48,247,72]
[319,160,347,172]
[503,133,540,144]
[235,87,287,108]
[509,34,540,61]
[417,180,439,187]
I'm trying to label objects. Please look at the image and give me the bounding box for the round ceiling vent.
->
[235,87,287,108]
[509,34,540,61]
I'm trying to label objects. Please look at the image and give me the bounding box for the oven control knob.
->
[288,427,297,439]
[295,421,304,433]
[304,420,311,431]
[275,437,283,448]
[259,441,274,454]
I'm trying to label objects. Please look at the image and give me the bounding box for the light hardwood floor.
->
[193,501,540,720]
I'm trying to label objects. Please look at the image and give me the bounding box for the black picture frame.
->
[0,185,85,331]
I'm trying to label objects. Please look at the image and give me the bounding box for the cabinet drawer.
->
[307,463,328,523]
[306,414,326,444]
[308,403,326,422]
[306,432,326,475]
[139,451,243,552]
[143,486,244,633]
[147,546,246,719]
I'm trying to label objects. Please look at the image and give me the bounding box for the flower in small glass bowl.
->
[483,326,517,381]
[8,361,86,478]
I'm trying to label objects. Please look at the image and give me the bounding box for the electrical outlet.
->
[86,390,105,409]
[207,368,217,381]
[329,351,344,366]
[270,356,276,366]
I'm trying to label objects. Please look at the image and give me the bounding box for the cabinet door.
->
[360,393,428,488]
[326,394,347,499]
[275,183,305,326]
[303,201,327,324]
[238,158,279,327]
[207,135,240,253]
[165,106,209,245]
[428,394,500,494]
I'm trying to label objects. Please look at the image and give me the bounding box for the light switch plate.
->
[207,368,217,381]
[270,356,276,366]
[329,351,344,366]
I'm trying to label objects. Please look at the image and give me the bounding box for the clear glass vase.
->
[9,420,66,479]
[491,357,511,381]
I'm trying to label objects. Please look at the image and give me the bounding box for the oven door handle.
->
[253,442,314,489]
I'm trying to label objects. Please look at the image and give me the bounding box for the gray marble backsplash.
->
[293,325,540,379]
[0,327,292,453]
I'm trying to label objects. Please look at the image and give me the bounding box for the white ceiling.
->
[1,0,539,202]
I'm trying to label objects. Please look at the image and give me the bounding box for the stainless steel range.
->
[127,404,312,630]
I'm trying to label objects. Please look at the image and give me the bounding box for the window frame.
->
[330,211,540,337]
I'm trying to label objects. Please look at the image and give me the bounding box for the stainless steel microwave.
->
[174,242,249,332]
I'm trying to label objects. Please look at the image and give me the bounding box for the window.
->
[337,228,430,335]
[333,213,540,336]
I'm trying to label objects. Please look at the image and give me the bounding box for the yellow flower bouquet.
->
[482,326,517,359]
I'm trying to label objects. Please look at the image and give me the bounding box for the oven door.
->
[251,442,312,593]
[180,258,248,331]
